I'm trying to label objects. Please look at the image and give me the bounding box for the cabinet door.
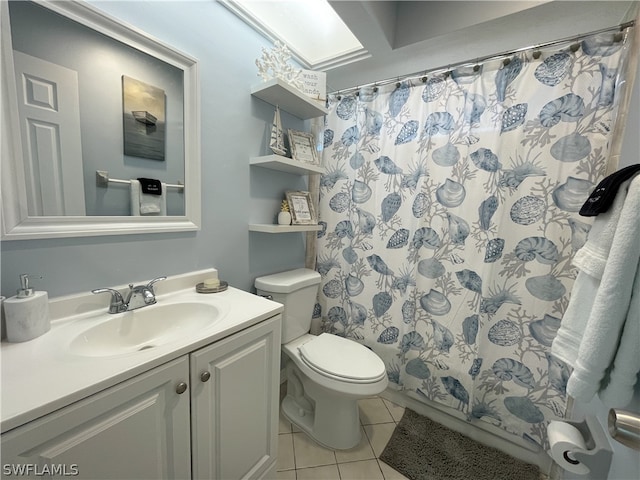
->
[1,357,191,479]
[191,315,281,480]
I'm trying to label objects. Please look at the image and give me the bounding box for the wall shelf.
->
[249,81,326,236]
[250,155,324,175]
[249,224,322,234]
[251,78,328,119]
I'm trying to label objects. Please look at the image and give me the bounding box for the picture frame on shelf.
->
[287,129,320,166]
[286,190,317,225]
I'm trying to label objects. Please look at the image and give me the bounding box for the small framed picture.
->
[286,190,317,225]
[288,129,320,166]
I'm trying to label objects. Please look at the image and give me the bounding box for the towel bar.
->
[96,170,184,191]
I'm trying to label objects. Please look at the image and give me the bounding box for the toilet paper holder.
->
[554,416,613,478]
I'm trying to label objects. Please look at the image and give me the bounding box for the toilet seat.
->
[298,333,386,384]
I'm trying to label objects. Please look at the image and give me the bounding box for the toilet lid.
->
[298,333,386,382]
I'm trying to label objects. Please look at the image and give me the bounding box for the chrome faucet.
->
[125,276,166,310]
[92,276,166,313]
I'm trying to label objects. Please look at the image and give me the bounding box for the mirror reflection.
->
[8,0,185,217]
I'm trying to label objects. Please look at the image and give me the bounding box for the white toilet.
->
[255,268,388,450]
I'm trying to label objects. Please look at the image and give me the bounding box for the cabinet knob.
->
[200,371,211,382]
[175,382,188,394]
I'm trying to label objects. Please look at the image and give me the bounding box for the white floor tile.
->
[338,459,385,480]
[382,398,405,423]
[363,423,397,457]
[334,427,375,463]
[277,433,295,471]
[378,459,410,479]
[359,397,395,425]
[292,432,336,469]
[295,464,340,480]
[276,469,296,480]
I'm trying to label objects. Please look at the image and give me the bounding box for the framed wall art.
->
[123,75,166,161]
[285,190,317,225]
[287,129,320,166]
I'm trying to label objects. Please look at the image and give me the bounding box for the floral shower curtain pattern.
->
[316,31,632,447]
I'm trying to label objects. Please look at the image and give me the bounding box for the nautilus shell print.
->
[539,94,585,127]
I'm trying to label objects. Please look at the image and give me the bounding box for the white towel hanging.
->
[130,179,167,216]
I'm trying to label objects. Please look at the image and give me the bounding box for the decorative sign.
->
[286,190,317,225]
[300,69,326,103]
[288,129,320,166]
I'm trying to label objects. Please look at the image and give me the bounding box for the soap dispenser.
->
[4,274,50,342]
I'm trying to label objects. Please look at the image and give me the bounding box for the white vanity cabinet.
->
[1,357,192,479]
[1,314,281,480]
[191,314,280,480]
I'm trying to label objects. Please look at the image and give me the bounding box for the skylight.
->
[223,0,367,70]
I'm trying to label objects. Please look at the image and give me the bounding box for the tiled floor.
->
[276,396,409,480]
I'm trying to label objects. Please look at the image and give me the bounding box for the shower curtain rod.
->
[330,20,635,96]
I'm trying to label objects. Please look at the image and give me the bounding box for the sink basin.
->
[68,302,221,357]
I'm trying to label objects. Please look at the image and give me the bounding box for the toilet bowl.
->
[255,269,388,450]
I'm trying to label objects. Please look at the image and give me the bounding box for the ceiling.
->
[326,1,637,91]
[224,1,367,69]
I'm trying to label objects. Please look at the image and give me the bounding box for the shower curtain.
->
[316,31,632,447]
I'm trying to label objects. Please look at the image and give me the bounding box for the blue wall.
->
[1,0,310,297]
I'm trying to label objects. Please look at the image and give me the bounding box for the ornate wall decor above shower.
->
[316,28,633,448]
[255,40,304,91]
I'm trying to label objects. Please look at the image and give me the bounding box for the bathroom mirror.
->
[1,0,201,240]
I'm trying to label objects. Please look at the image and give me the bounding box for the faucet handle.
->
[91,287,124,300]
[146,276,166,292]
[91,288,126,314]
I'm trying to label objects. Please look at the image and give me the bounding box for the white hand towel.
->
[130,180,167,216]
[598,259,640,407]
[560,175,640,404]
[551,176,631,365]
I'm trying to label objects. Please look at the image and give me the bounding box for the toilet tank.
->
[255,268,321,343]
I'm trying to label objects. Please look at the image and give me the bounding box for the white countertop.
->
[0,269,283,433]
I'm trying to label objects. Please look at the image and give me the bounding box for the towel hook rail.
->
[96,170,184,191]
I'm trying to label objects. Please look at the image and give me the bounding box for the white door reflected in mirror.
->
[13,51,86,216]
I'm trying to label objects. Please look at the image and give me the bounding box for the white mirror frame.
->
[1,0,201,240]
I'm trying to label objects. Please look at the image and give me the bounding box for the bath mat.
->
[379,408,540,480]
